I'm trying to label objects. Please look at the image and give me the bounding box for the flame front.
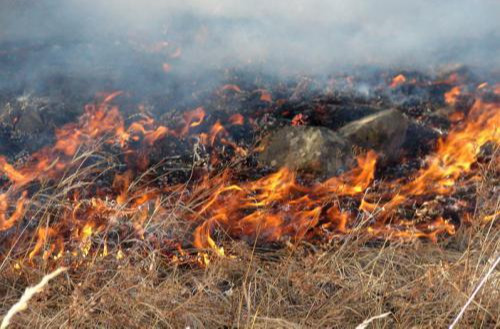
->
[0,81,498,265]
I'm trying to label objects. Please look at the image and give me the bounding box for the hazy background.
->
[0,0,499,87]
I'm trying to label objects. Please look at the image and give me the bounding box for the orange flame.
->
[191,151,377,251]
[221,84,242,93]
[444,86,461,105]
[0,91,125,188]
[0,191,27,231]
[0,81,497,265]
[363,99,499,219]
[259,89,272,103]
[190,98,498,253]
[208,121,226,146]
[389,74,406,88]
[228,114,244,125]
[180,107,205,136]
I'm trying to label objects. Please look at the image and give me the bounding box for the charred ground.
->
[0,43,499,328]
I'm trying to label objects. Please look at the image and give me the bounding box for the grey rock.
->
[338,109,408,160]
[258,126,354,176]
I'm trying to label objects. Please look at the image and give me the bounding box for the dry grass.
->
[0,218,498,328]
[0,142,498,329]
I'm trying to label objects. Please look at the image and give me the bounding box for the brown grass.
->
[1,218,498,328]
[0,149,498,329]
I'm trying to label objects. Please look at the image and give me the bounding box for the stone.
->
[402,121,440,155]
[338,109,408,160]
[258,126,354,177]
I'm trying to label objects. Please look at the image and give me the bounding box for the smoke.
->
[0,0,499,87]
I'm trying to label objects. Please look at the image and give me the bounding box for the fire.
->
[444,86,461,105]
[221,84,242,93]
[0,91,125,187]
[228,114,244,125]
[0,191,27,231]
[0,79,498,266]
[29,227,63,261]
[366,217,456,243]
[477,82,488,90]
[408,100,499,194]
[113,170,133,205]
[361,99,499,219]
[291,113,306,126]
[389,74,406,88]
[207,121,226,146]
[258,89,273,103]
[0,158,29,185]
[170,47,182,59]
[190,151,377,250]
[189,98,498,253]
[180,107,206,136]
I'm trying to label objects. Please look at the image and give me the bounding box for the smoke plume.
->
[0,0,498,88]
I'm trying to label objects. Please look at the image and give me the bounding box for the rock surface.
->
[338,109,408,160]
[258,126,354,176]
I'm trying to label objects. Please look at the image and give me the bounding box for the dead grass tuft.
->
[1,221,498,328]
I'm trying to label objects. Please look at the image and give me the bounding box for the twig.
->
[355,312,391,329]
[1,267,67,329]
[449,255,500,329]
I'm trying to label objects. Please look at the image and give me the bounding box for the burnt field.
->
[0,51,499,327]
[0,1,500,324]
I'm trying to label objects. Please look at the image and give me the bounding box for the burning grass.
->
[0,69,499,327]
[0,211,498,328]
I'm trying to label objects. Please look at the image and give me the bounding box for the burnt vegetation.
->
[0,41,499,327]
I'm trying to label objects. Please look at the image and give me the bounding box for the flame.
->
[0,192,27,231]
[228,114,244,125]
[113,170,133,205]
[405,100,498,194]
[180,107,205,136]
[258,89,273,103]
[207,121,226,146]
[367,217,456,243]
[389,74,406,88]
[362,99,499,219]
[444,86,461,105]
[477,82,488,90]
[0,158,29,185]
[170,47,182,59]
[29,227,64,261]
[221,84,242,93]
[189,97,498,253]
[483,211,499,223]
[291,113,306,126]
[0,89,244,263]
[190,152,377,251]
[0,91,125,188]
[0,80,498,266]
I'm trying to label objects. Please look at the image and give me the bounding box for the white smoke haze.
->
[0,0,499,79]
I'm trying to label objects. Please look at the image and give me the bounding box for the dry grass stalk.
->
[355,312,391,329]
[0,267,67,329]
[449,255,500,329]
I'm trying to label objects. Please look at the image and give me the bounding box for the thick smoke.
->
[0,0,499,86]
